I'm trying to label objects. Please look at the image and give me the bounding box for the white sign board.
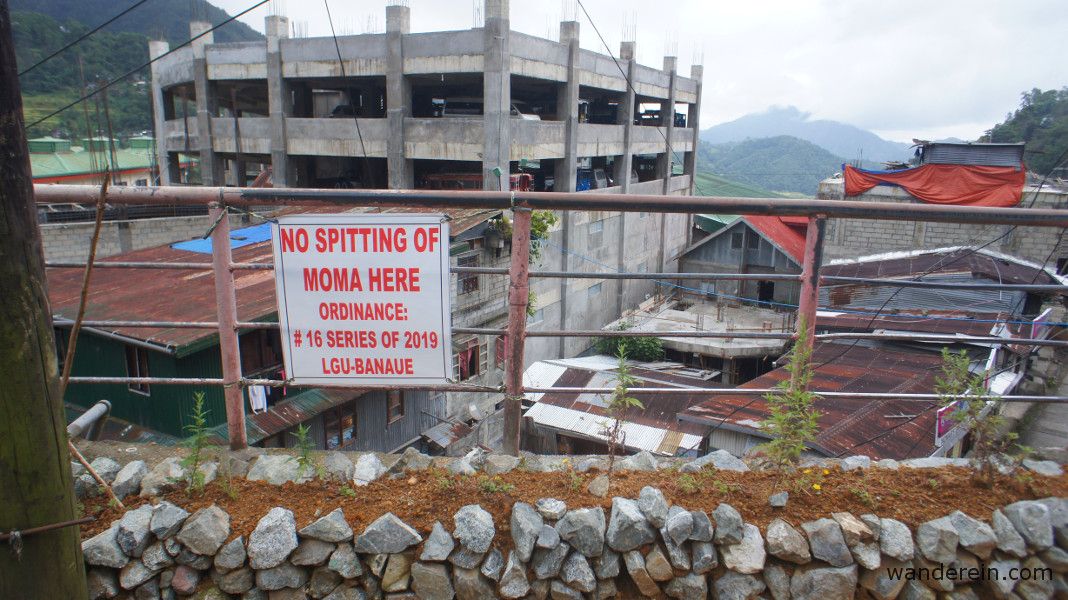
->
[271,214,452,386]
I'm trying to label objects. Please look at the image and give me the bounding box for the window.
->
[1058,257,1068,276]
[589,219,604,248]
[453,341,488,381]
[241,329,282,375]
[457,253,479,295]
[495,335,508,368]
[54,328,68,374]
[135,179,148,186]
[387,391,405,424]
[731,232,743,249]
[747,233,760,250]
[588,283,602,298]
[125,345,150,395]
[324,404,357,449]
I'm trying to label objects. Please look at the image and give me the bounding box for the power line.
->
[573,0,709,198]
[321,0,375,188]
[25,0,270,130]
[18,0,152,77]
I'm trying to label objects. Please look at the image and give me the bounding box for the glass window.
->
[747,233,760,250]
[324,405,358,449]
[457,253,479,295]
[387,391,405,424]
[731,232,743,249]
[125,345,150,395]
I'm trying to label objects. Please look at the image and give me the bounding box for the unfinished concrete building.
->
[148,1,704,369]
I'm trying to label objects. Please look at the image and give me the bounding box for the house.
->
[521,355,713,456]
[676,215,804,306]
[48,207,512,453]
[677,247,1065,460]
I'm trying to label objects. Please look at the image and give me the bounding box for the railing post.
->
[503,207,533,456]
[209,202,247,450]
[795,215,826,355]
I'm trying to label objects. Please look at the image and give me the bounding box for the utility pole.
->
[0,1,89,597]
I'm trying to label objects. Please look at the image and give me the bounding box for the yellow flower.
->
[823,469,830,475]
[812,483,822,491]
[802,468,812,474]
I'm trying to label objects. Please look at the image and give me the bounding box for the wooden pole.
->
[0,1,89,596]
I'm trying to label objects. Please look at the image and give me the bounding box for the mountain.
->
[981,87,1068,175]
[11,0,262,46]
[697,135,844,196]
[14,1,261,138]
[702,106,911,165]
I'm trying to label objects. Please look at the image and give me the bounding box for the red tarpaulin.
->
[843,163,1025,207]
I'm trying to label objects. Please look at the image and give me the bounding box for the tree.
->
[981,87,1068,175]
[600,346,644,473]
[596,321,665,362]
[758,324,821,470]
[935,348,1028,485]
[0,2,87,595]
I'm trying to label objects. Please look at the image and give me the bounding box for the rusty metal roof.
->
[679,343,948,460]
[206,387,365,445]
[422,420,474,449]
[46,207,501,354]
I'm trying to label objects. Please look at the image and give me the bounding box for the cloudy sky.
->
[212,0,1067,142]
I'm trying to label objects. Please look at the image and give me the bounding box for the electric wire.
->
[25,0,271,130]
[573,0,708,197]
[322,0,376,188]
[17,0,152,76]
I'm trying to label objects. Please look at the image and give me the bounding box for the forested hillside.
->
[10,0,261,45]
[14,1,261,139]
[981,87,1068,175]
[697,135,844,196]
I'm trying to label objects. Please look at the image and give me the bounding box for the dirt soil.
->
[79,465,1068,544]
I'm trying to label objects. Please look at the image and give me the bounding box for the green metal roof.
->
[694,214,740,234]
[30,146,155,179]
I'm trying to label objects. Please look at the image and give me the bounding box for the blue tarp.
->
[171,223,273,254]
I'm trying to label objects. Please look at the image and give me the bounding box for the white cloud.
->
[210,0,1066,140]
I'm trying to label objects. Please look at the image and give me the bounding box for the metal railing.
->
[37,183,1068,454]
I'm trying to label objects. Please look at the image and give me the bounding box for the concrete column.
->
[148,40,172,185]
[613,41,636,194]
[658,56,677,193]
[190,21,220,185]
[386,5,413,189]
[481,0,510,190]
[554,21,579,195]
[684,64,703,196]
[614,41,636,322]
[555,20,580,358]
[657,56,677,273]
[265,15,290,187]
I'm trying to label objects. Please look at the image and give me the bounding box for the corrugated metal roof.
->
[522,355,712,456]
[920,142,1025,168]
[46,207,501,352]
[744,215,806,262]
[422,420,473,449]
[525,402,703,456]
[679,343,951,460]
[206,387,365,445]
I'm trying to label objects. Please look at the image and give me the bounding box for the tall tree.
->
[982,87,1068,175]
[0,1,87,596]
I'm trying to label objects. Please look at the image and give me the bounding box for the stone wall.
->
[75,445,1068,600]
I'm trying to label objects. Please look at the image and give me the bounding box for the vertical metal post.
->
[795,215,826,353]
[209,202,247,450]
[503,207,533,456]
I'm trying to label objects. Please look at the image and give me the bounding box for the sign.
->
[271,214,452,385]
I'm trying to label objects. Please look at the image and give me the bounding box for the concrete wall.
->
[820,179,1068,264]
[40,214,247,262]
